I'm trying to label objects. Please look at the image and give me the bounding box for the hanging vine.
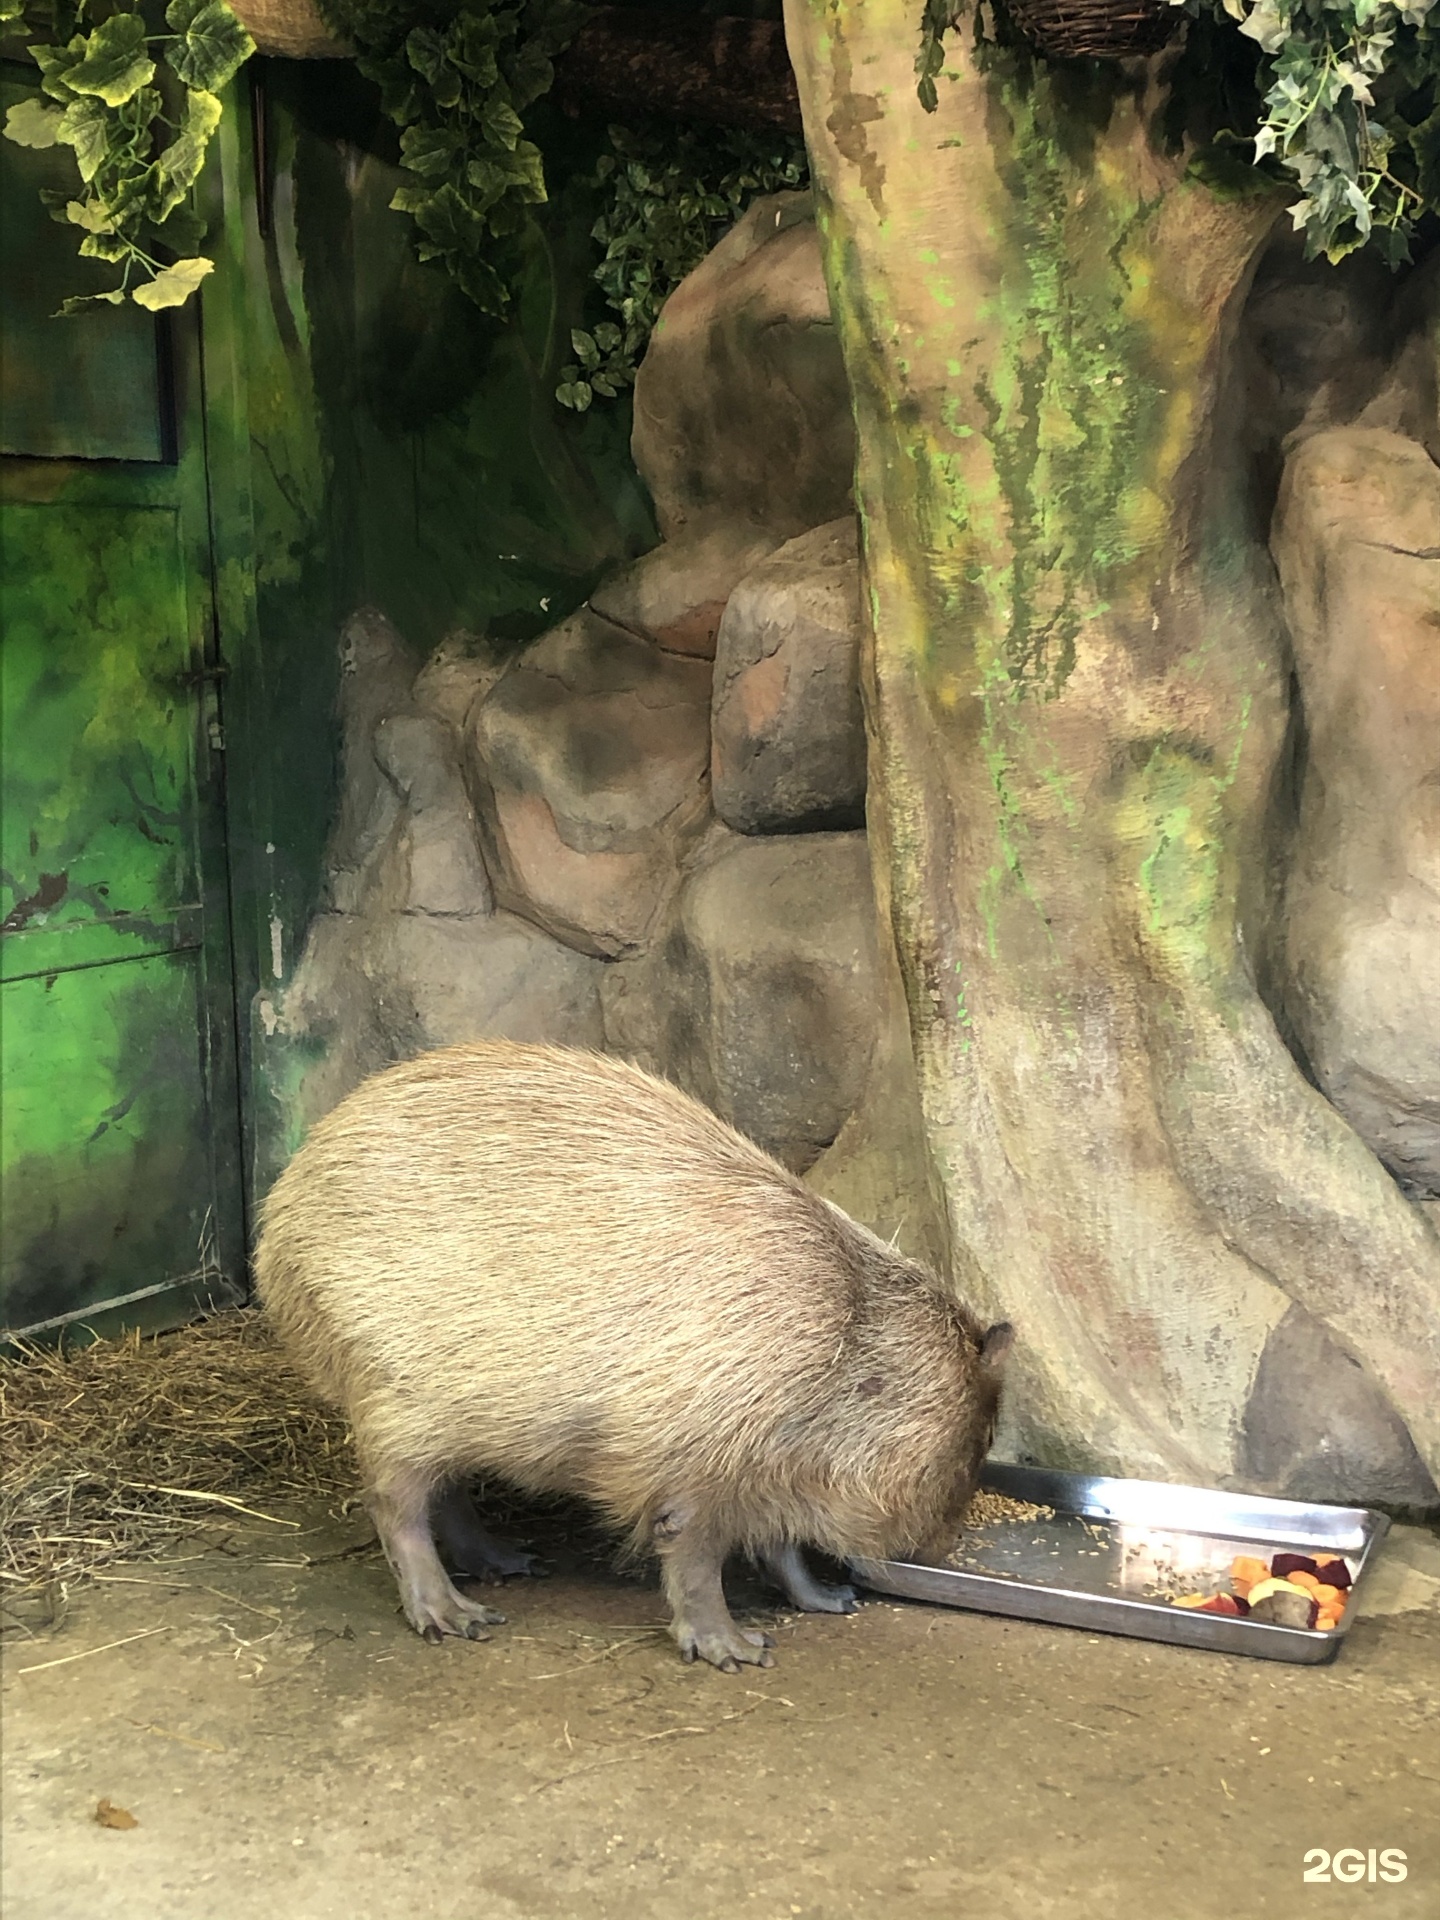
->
[2,0,255,309]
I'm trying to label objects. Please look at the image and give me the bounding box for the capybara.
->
[255,1041,1012,1671]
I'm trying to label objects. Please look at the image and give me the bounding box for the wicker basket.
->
[1005,0,1179,59]
[231,0,348,59]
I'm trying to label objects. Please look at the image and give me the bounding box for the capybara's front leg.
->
[654,1503,775,1674]
[759,1541,858,1614]
[369,1469,508,1643]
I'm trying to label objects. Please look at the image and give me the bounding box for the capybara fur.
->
[255,1041,1012,1671]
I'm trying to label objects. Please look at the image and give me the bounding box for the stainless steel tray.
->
[849,1462,1391,1665]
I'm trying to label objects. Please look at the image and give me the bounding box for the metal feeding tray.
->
[849,1462,1391,1665]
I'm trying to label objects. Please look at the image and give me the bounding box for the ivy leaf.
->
[166,0,255,91]
[4,98,66,148]
[399,122,461,180]
[33,39,87,104]
[155,89,222,216]
[150,201,208,253]
[57,289,128,314]
[66,15,156,108]
[454,252,508,313]
[555,377,591,411]
[0,0,26,20]
[56,96,114,183]
[480,93,523,152]
[65,198,115,232]
[133,256,215,308]
[404,25,448,85]
[570,327,599,370]
[79,227,132,260]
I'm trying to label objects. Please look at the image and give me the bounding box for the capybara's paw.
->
[673,1620,776,1674]
[804,1581,858,1615]
[407,1588,507,1644]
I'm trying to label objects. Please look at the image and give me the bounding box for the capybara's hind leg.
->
[431,1481,544,1580]
[654,1502,775,1675]
[369,1469,508,1643]
[759,1541,858,1615]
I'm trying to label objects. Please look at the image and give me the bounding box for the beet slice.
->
[1313,1555,1353,1590]
[1270,1552,1322,1582]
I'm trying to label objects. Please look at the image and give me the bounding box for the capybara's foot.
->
[673,1618,776,1674]
[760,1542,859,1614]
[407,1581,508,1645]
[432,1484,545,1581]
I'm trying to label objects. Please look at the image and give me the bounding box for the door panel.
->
[1,503,204,979]
[0,954,219,1330]
[1,60,246,1340]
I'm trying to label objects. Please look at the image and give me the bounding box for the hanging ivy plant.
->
[557,121,810,410]
[316,0,583,316]
[2,0,255,310]
[916,0,1440,266]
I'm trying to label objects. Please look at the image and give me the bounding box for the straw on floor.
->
[0,1309,357,1615]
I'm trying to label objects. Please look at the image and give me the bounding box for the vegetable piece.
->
[1286,1570,1323,1594]
[1314,1556,1353,1590]
[1171,1593,1210,1608]
[1271,1552,1322,1582]
[1312,1583,1344,1608]
[1246,1579,1319,1629]
[1231,1555,1269,1594]
[1315,1610,1342,1632]
[1197,1594,1244,1616]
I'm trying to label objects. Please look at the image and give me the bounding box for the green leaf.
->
[34,40,87,104]
[66,14,155,109]
[56,96,114,183]
[399,122,460,180]
[0,0,26,21]
[150,201,208,253]
[570,327,599,370]
[169,0,254,91]
[155,89,222,216]
[57,289,128,314]
[133,255,214,308]
[4,98,66,149]
[555,378,591,411]
[480,92,523,151]
[65,197,114,232]
[78,228,132,260]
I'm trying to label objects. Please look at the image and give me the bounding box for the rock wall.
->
[278,195,946,1264]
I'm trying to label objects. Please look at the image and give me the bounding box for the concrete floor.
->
[3,1500,1438,1920]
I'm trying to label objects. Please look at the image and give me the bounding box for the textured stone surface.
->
[467,608,712,958]
[711,519,866,834]
[277,612,603,1132]
[631,192,854,545]
[602,829,878,1171]
[588,524,782,661]
[1240,1302,1437,1506]
[1274,427,1440,1196]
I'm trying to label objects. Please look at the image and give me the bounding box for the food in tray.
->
[1169,1551,1353,1630]
[960,1490,1055,1528]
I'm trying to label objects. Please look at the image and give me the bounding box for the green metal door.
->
[1,60,246,1339]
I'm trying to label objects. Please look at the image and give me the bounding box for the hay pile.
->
[0,1310,357,1612]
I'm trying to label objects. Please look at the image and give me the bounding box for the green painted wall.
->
[224,60,657,1198]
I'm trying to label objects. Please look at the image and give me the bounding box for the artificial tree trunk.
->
[784,0,1440,1488]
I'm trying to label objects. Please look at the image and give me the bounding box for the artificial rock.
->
[467,607,712,959]
[630,192,854,546]
[602,828,879,1172]
[1275,426,1440,1197]
[711,518,866,834]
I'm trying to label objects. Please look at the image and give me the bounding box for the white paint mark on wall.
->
[259,996,279,1037]
[270,915,285,982]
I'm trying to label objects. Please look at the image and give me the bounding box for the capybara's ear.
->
[980,1322,1014,1369]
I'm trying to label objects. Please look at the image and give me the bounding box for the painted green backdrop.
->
[1,54,656,1334]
